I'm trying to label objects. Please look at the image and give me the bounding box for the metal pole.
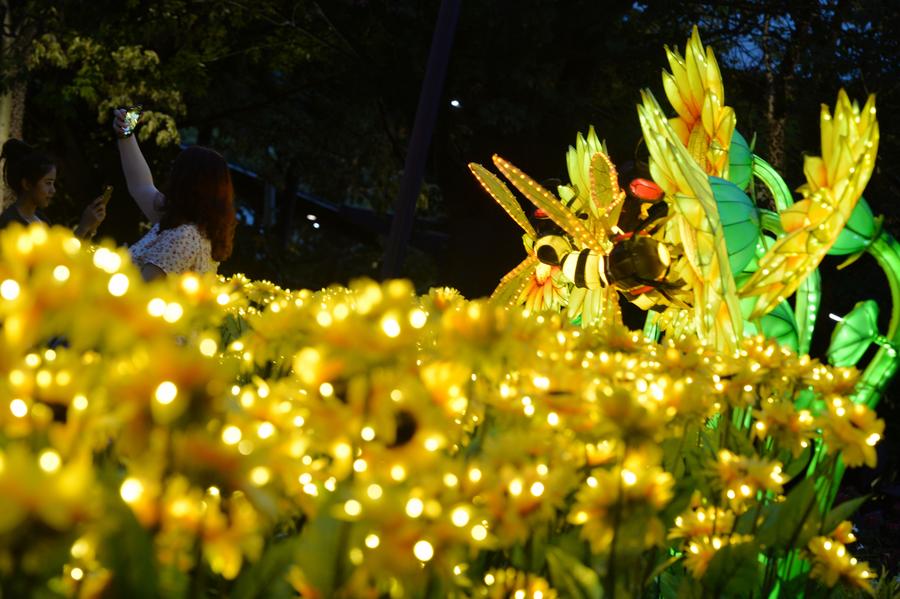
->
[380,0,461,279]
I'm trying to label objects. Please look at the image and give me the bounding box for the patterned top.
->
[129,223,218,275]
[0,206,45,229]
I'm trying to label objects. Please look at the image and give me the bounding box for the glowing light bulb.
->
[9,399,28,418]
[413,540,434,561]
[406,497,424,518]
[107,273,129,296]
[451,506,470,527]
[222,426,242,445]
[154,381,178,405]
[344,500,362,517]
[1,279,21,300]
[120,478,144,503]
[39,449,61,472]
[199,338,218,356]
[52,265,70,282]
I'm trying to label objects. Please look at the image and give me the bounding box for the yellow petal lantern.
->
[740,91,879,319]
[662,26,736,179]
[638,90,743,353]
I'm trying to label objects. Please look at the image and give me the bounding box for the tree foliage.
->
[3,0,899,293]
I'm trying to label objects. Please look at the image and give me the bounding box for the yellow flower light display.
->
[637,90,743,352]
[740,91,880,319]
[807,536,875,593]
[662,26,736,178]
[0,222,889,597]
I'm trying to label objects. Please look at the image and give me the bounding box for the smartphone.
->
[100,185,113,207]
[121,105,142,136]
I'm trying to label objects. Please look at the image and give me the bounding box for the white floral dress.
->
[129,223,218,274]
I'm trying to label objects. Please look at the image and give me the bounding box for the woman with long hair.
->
[113,109,236,281]
[0,139,107,237]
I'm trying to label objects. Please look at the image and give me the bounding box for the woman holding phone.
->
[112,108,236,282]
[0,139,107,238]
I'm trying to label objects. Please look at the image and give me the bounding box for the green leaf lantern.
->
[827,300,880,367]
[740,293,799,351]
[710,175,760,276]
[736,233,775,279]
[828,197,878,256]
[727,130,753,190]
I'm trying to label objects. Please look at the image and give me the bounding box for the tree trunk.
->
[0,0,28,210]
[280,162,300,250]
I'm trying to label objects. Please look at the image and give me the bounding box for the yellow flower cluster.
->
[807,535,874,593]
[0,224,885,597]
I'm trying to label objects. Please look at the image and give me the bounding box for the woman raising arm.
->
[113,109,236,282]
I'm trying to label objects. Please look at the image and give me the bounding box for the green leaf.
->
[827,300,879,367]
[231,537,304,599]
[822,495,869,535]
[756,477,821,550]
[546,546,603,599]
[676,576,704,599]
[710,175,760,275]
[659,565,688,599]
[727,130,753,191]
[647,555,683,585]
[758,300,800,352]
[221,313,249,346]
[289,506,347,597]
[701,541,762,597]
[783,443,814,481]
[529,526,549,573]
[777,574,807,599]
[829,197,877,256]
[510,543,529,570]
[97,492,160,599]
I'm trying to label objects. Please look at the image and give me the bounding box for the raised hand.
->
[112,108,128,139]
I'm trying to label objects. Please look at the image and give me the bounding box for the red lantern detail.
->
[629,178,664,201]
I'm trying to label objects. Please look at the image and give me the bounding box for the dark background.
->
[3,0,899,572]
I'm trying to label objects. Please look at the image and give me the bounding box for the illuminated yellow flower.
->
[752,398,816,457]
[740,91,878,318]
[476,568,558,598]
[662,26,736,177]
[475,428,582,545]
[637,91,742,353]
[587,382,668,443]
[799,91,879,199]
[830,520,857,545]
[804,366,859,397]
[715,450,784,509]
[817,399,884,468]
[517,263,567,315]
[684,534,753,578]
[200,491,265,580]
[569,461,673,553]
[669,501,736,541]
[54,564,112,599]
[426,286,464,311]
[0,445,98,533]
[807,536,874,593]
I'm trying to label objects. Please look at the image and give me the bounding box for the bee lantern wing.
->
[468,162,537,239]
[589,152,626,231]
[492,154,609,254]
[490,254,540,307]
